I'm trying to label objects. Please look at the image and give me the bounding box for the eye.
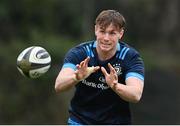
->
[109,32,116,35]
[100,30,105,33]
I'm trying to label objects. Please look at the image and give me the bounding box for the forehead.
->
[97,23,120,32]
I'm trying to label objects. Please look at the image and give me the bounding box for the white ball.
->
[17,46,51,79]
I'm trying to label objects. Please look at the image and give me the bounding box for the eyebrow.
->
[98,25,120,32]
[100,28,117,33]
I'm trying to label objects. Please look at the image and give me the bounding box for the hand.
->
[74,57,100,81]
[101,63,118,89]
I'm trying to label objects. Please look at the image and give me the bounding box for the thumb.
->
[87,66,99,74]
[94,66,100,72]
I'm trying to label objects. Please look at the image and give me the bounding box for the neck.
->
[96,47,117,61]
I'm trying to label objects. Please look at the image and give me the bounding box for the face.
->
[95,23,124,53]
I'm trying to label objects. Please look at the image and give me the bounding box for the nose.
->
[104,33,110,41]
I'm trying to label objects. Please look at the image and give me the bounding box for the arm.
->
[101,63,144,103]
[113,77,144,103]
[55,57,100,93]
[55,67,78,92]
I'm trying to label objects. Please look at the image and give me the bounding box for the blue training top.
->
[62,40,145,124]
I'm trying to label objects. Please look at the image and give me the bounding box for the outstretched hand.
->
[74,57,100,81]
[101,63,118,88]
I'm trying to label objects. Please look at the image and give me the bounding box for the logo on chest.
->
[113,63,122,76]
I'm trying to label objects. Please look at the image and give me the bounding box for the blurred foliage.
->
[0,0,180,124]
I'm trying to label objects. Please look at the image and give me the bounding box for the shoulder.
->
[119,41,141,61]
[120,42,145,80]
[70,40,95,51]
[64,40,96,60]
[63,41,95,66]
[78,40,95,47]
[77,40,96,58]
[66,41,92,54]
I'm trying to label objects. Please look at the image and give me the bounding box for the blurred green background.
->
[0,0,180,124]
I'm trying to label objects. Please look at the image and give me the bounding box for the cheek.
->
[96,33,103,39]
[111,36,119,42]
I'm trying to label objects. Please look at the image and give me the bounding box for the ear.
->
[119,29,124,39]
[95,25,98,36]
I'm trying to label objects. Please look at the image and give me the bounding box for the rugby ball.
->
[17,46,51,79]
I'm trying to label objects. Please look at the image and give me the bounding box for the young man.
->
[55,10,145,125]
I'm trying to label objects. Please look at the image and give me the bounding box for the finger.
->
[101,67,108,76]
[108,63,117,75]
[114,73,118,80]
[74,70,78,74]
[94,66,100,72]
[87,66,100,75]
[84,57,90,67]
[76,64,80,69]
[80,61,85,67]
[74,70,81,81]
[74,70,79,76]
[113,80,117,84]
[108,63,115,74]
[87,66,94,74]
[112,68,117,75]
[113,81,118,88]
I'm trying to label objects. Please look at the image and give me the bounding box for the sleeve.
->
[124,49,145,81]
[62,46,87,70]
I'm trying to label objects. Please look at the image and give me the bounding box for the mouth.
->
[100,42,111,48]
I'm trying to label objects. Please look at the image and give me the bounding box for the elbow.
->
[55,79,69,93]
[55,79,63,93]
[132,95,141,103]
[55,81,60,93]
[132,92,143,103]
[132,85,144,103]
